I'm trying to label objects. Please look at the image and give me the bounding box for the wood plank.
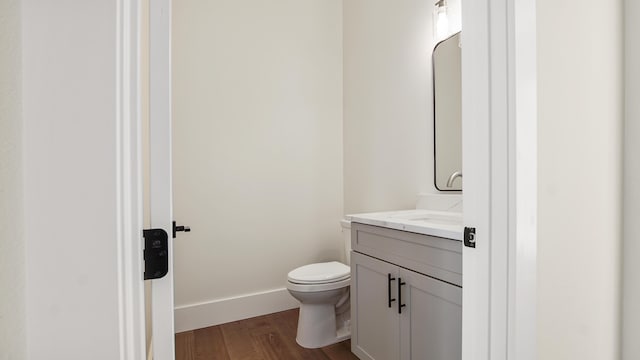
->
[175,331,195,360]
[194,326,230,360]
[269,309,299,338]
[322,340,359,360]
[218,315,267,360]
[268,310,330,360]
[252,330,298,360]
[176,309,357,360]
[246,312,298,360]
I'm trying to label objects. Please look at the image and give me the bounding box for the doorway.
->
[144,1,538,360]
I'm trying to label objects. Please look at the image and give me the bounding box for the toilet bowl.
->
[286,220,352,349]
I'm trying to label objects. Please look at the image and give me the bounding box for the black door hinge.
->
[143,228,169,280]
[464,227,476,248]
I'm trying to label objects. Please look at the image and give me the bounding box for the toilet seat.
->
[287,261,351,285]
[287,261,351,293]
[286,277,350,293]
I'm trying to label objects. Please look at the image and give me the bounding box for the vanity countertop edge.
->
[345,209,463,241]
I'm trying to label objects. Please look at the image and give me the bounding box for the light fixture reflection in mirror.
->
[434,0,450,41]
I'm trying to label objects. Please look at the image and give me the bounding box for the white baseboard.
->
[174,288,299,333]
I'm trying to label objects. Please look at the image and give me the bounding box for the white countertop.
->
[346,209,463,241]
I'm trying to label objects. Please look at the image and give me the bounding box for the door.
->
[351,252,400,360]
[148,0,176,359]
[399,268,462,360]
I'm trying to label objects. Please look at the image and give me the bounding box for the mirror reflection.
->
[433,32,462,191]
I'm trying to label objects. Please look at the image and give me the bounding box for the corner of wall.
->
[0,0,25,358]
[623,1,640,359]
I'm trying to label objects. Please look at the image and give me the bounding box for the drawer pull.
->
[388,273,396,308]
[398,278,406,314]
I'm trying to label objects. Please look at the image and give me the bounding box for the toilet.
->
[286,220,352,349]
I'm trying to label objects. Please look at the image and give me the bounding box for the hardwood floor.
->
[175,309,359,360]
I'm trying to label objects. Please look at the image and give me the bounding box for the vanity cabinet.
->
[350,222,462,360]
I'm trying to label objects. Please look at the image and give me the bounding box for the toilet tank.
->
[340,219,352,265]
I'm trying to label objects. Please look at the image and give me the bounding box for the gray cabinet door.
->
[399,268,462,360]
[351,252,400,360]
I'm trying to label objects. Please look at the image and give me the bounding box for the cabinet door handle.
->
[388,273,396,308]
[398,277,406,314]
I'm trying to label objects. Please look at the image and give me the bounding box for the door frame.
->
[115,0,147,359]
[116,1,539,359]
[462,1,537,359]
[117,0,176,359]
[148,0,177,359]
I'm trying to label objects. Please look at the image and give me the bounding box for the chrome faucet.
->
[446,171,462,188]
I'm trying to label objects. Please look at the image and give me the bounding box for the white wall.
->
[0,0,25,358]
[537,1,623,359]
[343,0,460,214]
[623,0,640,358]
[22,2,125,358]
[171,0,344,330]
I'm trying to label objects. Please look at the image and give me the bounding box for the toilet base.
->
[296,302,351,349]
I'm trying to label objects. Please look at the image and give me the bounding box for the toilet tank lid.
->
[287,261,350,284]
